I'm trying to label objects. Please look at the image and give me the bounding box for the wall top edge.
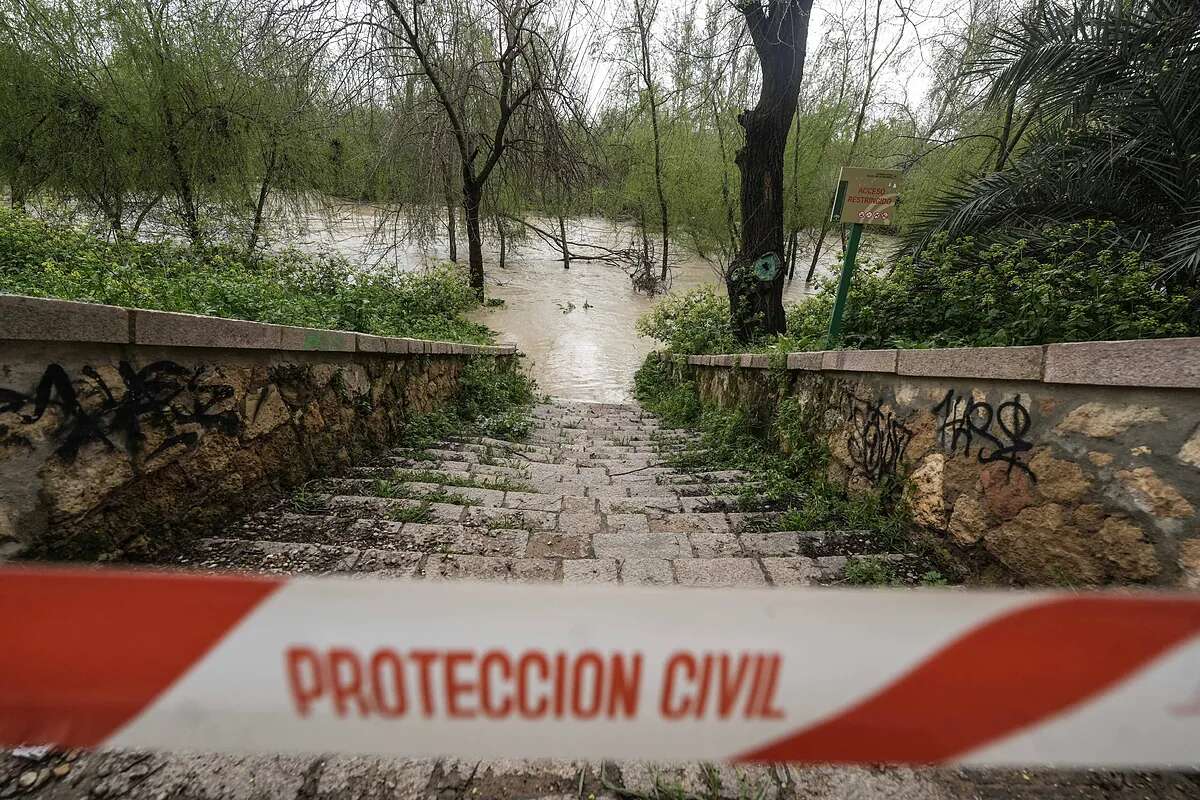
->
[0,294,517,357]
[686,339,1200,390]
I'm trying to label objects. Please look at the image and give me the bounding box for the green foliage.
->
[389,468,532,493]
[385,504,436,523]
[455,358,537,440]
[843,557,896,586]
[632,355,700,426]
[0,208,494,342]
[635,286,738,354]
[909,0,1200,278]
[787,222,1199,350]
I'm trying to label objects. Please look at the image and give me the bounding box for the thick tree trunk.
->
[463,181,485,297]
[728,108,792,340]
[727,1,813,342]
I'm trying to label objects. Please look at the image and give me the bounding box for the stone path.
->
[5,400,1199,799]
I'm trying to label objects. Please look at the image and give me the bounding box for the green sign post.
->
[825,167,901,347]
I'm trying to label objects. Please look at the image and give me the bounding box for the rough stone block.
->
[133,308,282,349]
[710,355,736,367]
[504,491,562,512]
[738,354,770,369]
[563,558,619,584]
[278,325,356,352]
[673,558,766,587]
[593,531,689,559]
[605,513,649,534]
[526,532,590,559]
[347,549,423,577]
[1044,338,1200,388]
[384,337,419,354]
[821,349,898,373]
[0,294,130,343]
[786,351,825,371]
[621,558,674,585]
[689,529,742,557]
[740,530,800,556]
[559,512,602,535]
[897,346,1044,381]
[761,556,821,586]
[648,512,730,535]
[355,333,388,353]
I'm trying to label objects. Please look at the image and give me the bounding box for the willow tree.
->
[727,0,814,341]
[378,0,578,297]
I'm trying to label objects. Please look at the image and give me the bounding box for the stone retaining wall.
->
[0,295,518,559]
[684,340,1200,588]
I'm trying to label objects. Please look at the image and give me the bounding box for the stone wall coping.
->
[0,293,516,357]
[686,337,1200,389]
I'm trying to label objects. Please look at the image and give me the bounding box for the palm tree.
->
[906,0,1200,280]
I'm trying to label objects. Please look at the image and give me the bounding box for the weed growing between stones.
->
[364,479,478,507]
[634,354,962,582]
[290,486,329,514]
[397,358,538,452]
[385,504,436,524]
[842,556,951,588]
[389,469,534,493]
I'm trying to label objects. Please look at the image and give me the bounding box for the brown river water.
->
[301,209,889,402]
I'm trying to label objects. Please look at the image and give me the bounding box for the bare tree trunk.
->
[247,139,278,254]
[633,0,670,283]
[558,215,570,269]
[498,219,507,269]
[727,1,813,342]
[443,161,458,262]
[463,180,485,296]
[785,110,803,280]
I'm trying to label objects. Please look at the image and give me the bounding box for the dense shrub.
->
[634,285,739,354]
[0,208,494,343]
[788,221,1199,350]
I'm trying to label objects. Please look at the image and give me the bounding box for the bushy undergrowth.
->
[788,222,1198,350]
[0,207,493,343]
[637,222,1199,355]
[633,355,916,555]
[399,359,538,448]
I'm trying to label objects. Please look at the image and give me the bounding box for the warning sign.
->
[831,167,901,225]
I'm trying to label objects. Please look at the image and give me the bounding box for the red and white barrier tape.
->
[3,567,1200,766]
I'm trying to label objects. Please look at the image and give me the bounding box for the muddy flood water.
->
[303,209,887,402]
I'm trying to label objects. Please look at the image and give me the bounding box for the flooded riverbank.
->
[301,208,889,402]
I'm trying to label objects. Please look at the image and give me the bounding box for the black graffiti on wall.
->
[932,389,1035,479]
[844,391,913,481]
[0,361,240,462]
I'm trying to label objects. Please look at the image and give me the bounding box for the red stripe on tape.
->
[0,567,281,747]
[736,596,1200,764]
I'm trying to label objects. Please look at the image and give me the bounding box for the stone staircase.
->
[7,400,1197,799]
[171,400,908,587]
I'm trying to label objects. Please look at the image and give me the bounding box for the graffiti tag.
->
[932,389,1035,479]
[844,391,913,482]
[0,361,240,462]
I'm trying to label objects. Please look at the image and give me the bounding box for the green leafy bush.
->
[456,358,537,439]
[635,286,739,354]
[0,208,493,343]
[787,222,1199,350]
